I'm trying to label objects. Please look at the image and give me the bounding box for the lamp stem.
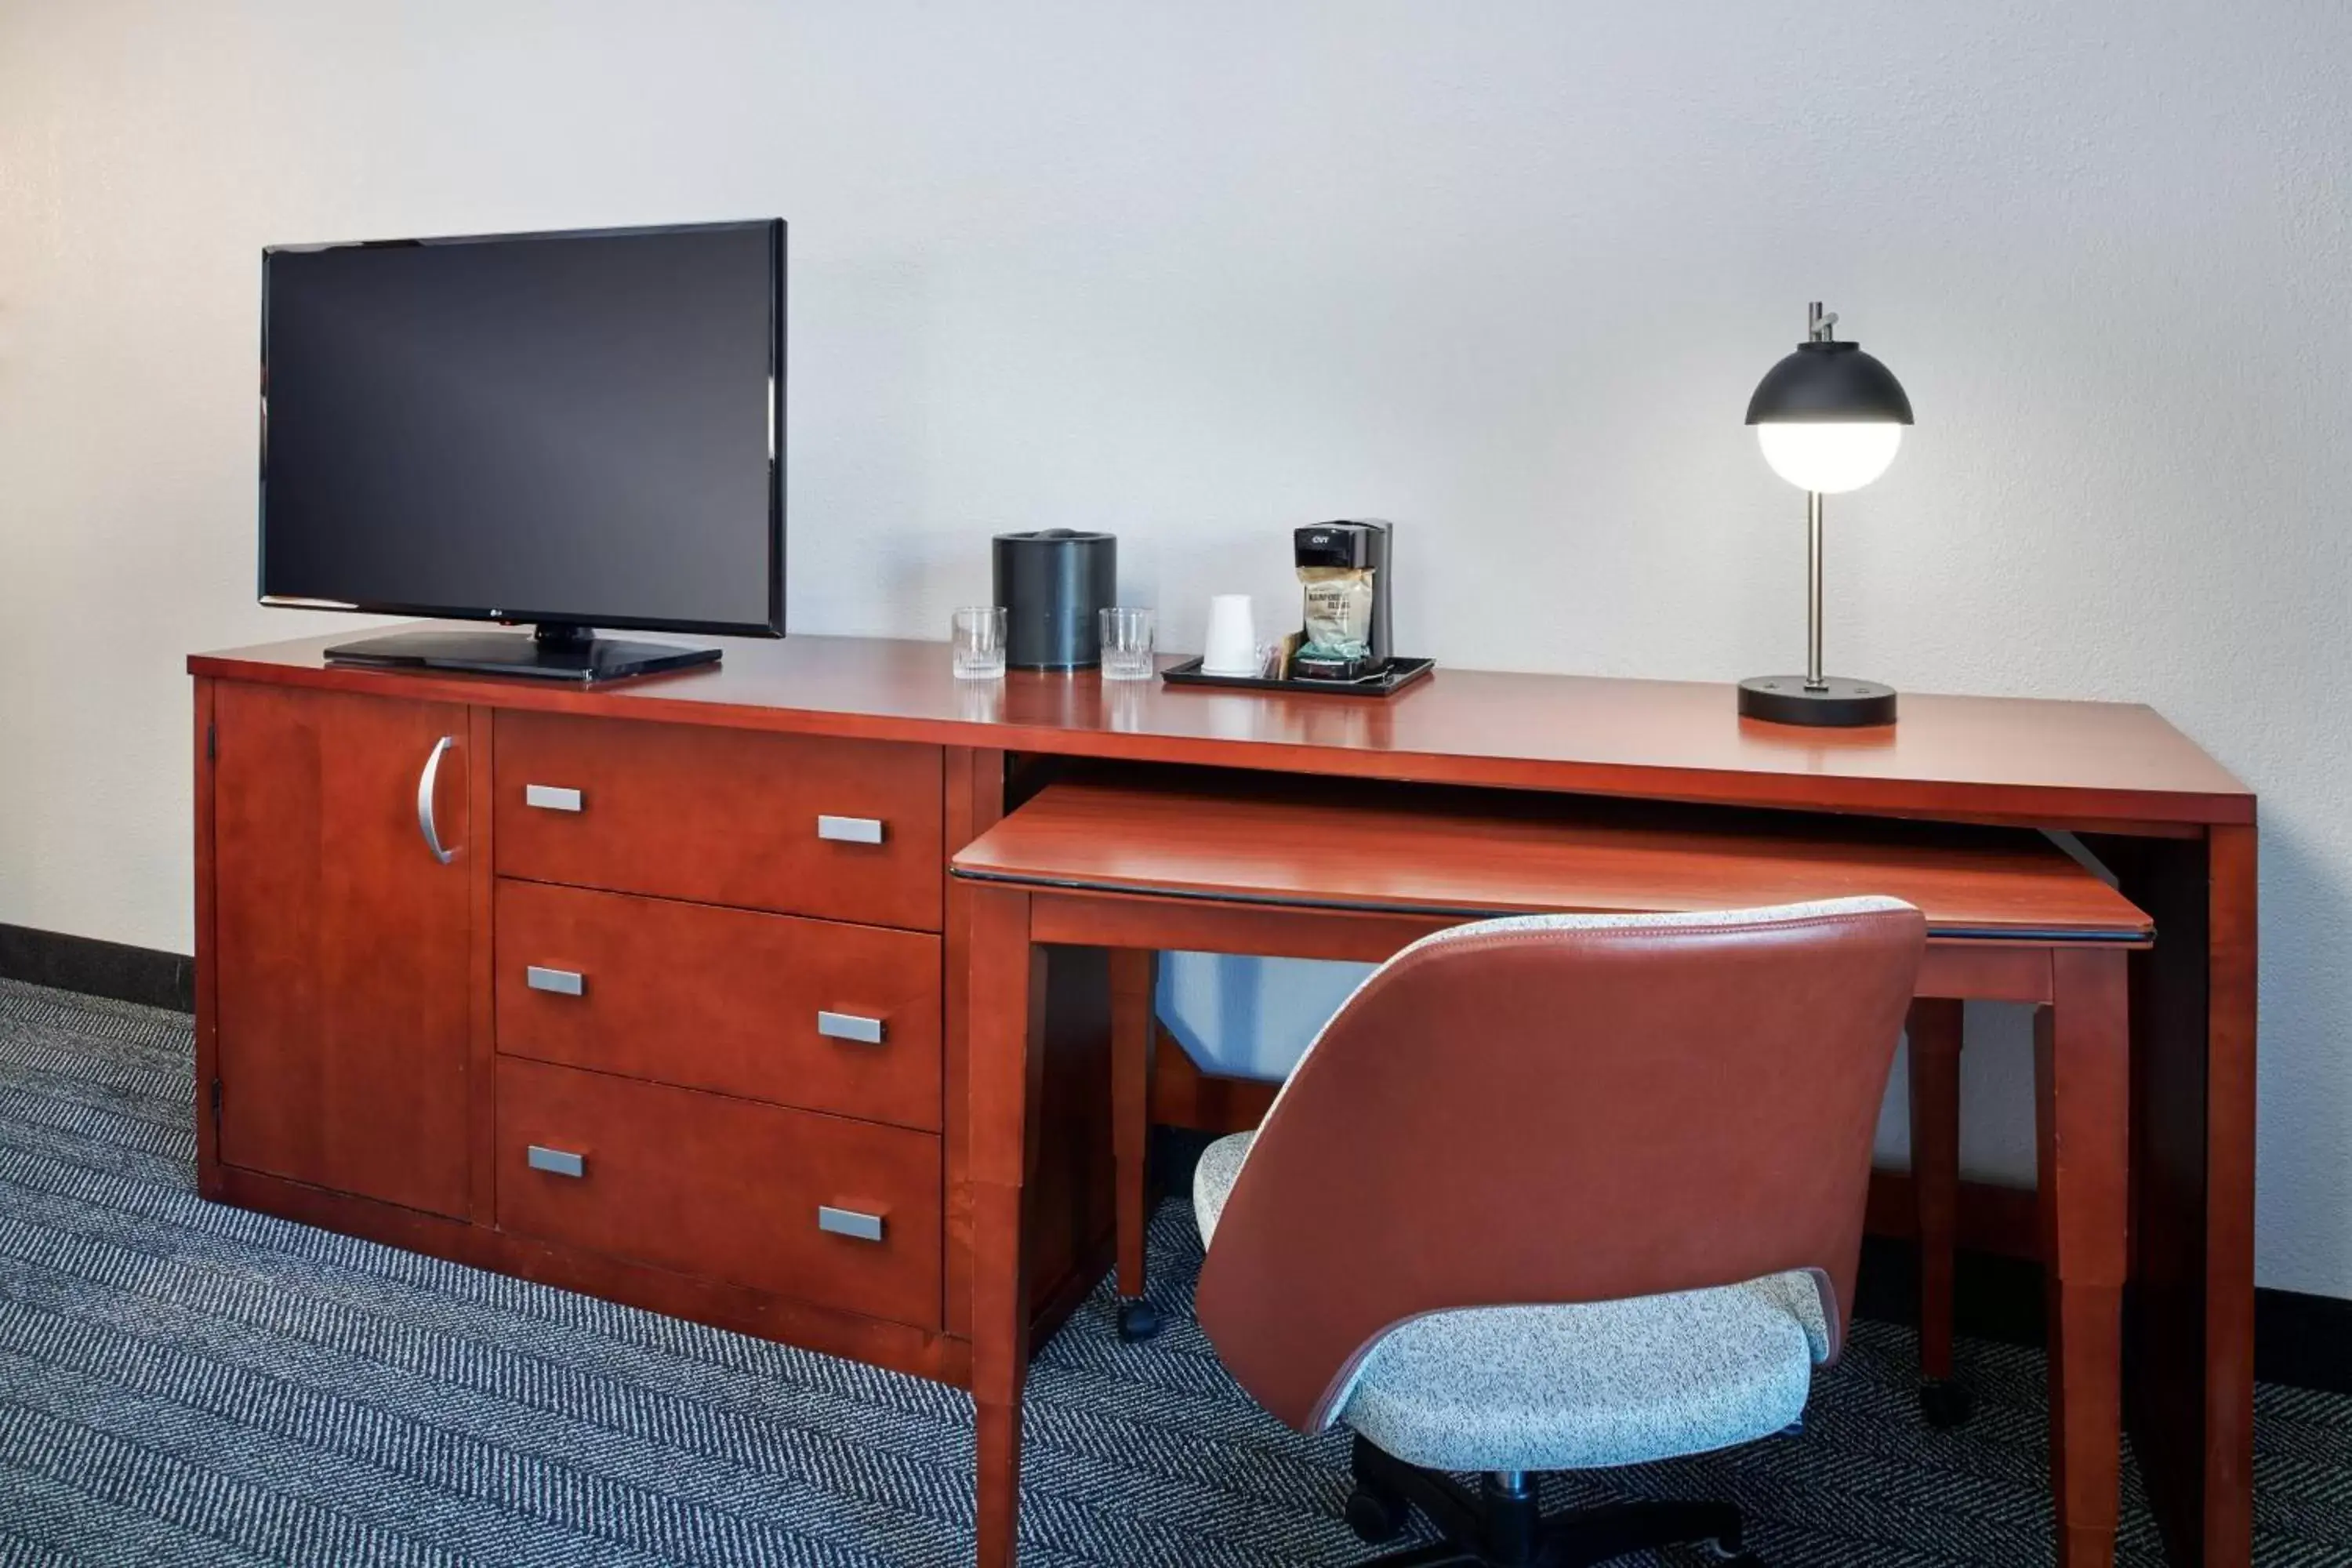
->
[1806,489,1827,690]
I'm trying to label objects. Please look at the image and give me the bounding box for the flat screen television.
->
[261,219,785,681]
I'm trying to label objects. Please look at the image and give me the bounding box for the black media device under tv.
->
[260,219,786,681]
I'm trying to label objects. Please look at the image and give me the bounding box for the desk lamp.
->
[1738,302,1914,726]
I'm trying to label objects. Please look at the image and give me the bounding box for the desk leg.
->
[2038,949,2130,1568]
[2198,824,2259,1566]
[1110,948,1160,1338]
[2092,825,2256,1568]
[1907,998,1968,1425]
[970,887,1046,1568]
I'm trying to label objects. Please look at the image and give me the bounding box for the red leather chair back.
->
[1194,901,1926,1432]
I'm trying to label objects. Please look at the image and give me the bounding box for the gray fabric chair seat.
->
[1193,1130,1826,1474]
[1192,1129,1257,1247]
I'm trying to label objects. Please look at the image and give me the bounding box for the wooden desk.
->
[189,630,2256,1566]
[955,776,2154,1567]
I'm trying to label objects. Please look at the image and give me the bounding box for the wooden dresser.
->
[195,662,1109,1385]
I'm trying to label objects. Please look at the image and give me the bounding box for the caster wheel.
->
[1343,1481,1410,1544]
[1706,1525,1753,1562]
[1918,1378,1976,1428]
[1116,1299,1161,1341]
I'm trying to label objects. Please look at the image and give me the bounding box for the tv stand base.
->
[324,624,720,682]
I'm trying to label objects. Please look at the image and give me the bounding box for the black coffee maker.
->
[1290,520,1393,681]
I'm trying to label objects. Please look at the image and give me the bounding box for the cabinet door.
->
[211,682,472,1217]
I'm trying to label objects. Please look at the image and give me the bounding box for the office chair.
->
[1113,963,1974,1429]
[1190,899,1926,1567]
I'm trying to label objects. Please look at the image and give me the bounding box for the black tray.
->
[1160,655,1435,697]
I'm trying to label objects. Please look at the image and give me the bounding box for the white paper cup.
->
[1201,594,1259,677]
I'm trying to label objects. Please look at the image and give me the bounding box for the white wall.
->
[2,0,2347,1293]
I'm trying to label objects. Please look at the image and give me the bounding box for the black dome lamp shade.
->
[1737,302,1915,727]
[1744,342,1915,426]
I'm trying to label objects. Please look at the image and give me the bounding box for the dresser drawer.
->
[495,712,943,931]
[495,880,942,1130]
[496,1058,942,1327]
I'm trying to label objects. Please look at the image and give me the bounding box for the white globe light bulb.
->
[1755,422,1903,494]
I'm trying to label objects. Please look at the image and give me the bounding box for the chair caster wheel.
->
[1116,1299,1161,1341]
[1918,1378,1976,1428]
[1704,1523,1754,1562]
[1344,1480,1410,1544]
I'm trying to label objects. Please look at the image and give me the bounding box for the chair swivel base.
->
[1343,1436,1759,1567]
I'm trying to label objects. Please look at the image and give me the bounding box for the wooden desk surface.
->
[951,775,2154,943]
[191,630,2251,829]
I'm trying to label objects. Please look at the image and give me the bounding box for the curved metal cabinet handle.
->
[416,735,458,866]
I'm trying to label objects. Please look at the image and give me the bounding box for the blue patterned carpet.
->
[0,978,2343,1565]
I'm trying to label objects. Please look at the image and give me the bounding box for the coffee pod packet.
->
[1298,566,1375,659]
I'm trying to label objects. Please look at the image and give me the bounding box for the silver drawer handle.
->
[816,815,885,844]
[527,1145,586,1178]
[817,1206,885,1242]
[525,784,583,812]
[526,966,585,996]
[816,1011,886,1045]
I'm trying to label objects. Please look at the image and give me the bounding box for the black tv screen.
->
[261,220,783,637]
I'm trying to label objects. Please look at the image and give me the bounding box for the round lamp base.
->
[1737,675,1898,728]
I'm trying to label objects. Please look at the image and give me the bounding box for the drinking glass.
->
[1098,607,1156,681]
[952,606,1007,679]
